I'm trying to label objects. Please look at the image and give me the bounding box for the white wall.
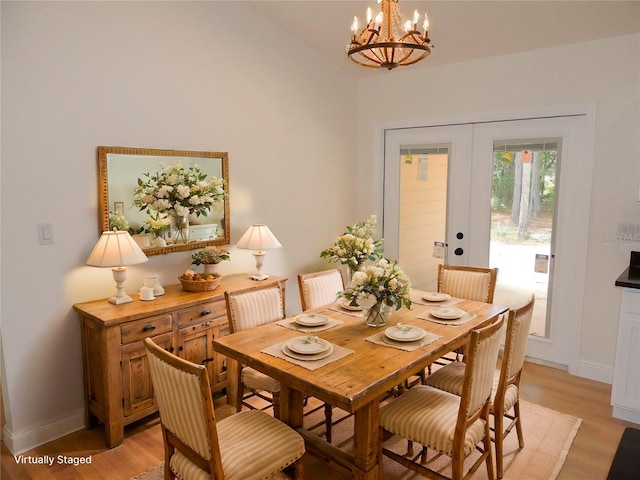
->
[355,34,640,379]
[0,1,357,453]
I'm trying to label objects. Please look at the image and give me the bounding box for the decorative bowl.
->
[178,273,222,292]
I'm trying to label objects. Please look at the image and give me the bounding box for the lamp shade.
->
[236,224,282,252]
[86,230,149,267]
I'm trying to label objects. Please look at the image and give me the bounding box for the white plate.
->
[294,314,329,327]
[422,292,451,302]
[286,336,331,355]
[339,299,362,311]
[431,307,465,320]
[385,325,426,342]
[281,343,334,361]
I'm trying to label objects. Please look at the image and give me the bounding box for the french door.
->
[382,115,591,368]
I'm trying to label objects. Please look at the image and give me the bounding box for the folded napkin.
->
[366,330,442,352]
[276,317,343,333]
[417,311,476,326]
[261,341,355,371]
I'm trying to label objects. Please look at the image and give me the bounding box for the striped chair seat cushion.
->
[379,386,487,457]
[242,367,281,393]
[171,410,305,480]
[425,362,519,412]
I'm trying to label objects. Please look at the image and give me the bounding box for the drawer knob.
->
[142,325,156,332]
[201,310,211,316]
[201,357,214,364]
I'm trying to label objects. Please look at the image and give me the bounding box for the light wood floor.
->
[2,361,637,479]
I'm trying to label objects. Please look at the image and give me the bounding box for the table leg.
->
[352,401,380,480]
[279,384,304,428]
[225,358,240,410]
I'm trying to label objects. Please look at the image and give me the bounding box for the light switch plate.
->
[38,223,54,245]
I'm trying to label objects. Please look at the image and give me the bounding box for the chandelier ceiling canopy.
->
[346,0,433,70]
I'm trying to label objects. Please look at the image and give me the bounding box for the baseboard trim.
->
[2,411,85,455]
[575,359,614,384]
[612,406,640,424]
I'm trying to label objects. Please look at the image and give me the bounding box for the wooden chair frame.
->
[225,283,285,418]
[297,268,345,311]
[380,314,505,480]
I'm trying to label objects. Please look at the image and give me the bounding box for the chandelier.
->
[346,0,433,70]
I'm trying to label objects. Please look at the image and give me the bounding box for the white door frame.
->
[376,107,595,374]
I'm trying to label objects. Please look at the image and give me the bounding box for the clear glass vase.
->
[364,301,393,327]
[172,214,190,244]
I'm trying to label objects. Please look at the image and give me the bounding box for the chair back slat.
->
[226,285,284,333]
[503,294,535,382]
[298,269,344,310]
[460,314,505,418]
[438,265,498,303]
[146,350,212,459]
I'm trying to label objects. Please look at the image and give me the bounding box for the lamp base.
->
[250,273,270,281]
[109,294,133,305]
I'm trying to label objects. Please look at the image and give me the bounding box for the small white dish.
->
[286,336,330,355]
[294,313,329,327]
[385,324,426,342]
[422,292,451,302]
[431,307,465,320]
[281,343,334,361]
[339,299,362,311]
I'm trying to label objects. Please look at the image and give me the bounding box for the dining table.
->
[212,290,508,480]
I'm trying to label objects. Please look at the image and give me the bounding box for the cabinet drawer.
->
[178,300,227,328]
[120,314,173,344]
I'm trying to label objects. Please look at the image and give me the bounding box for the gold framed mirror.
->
[98,146,229,256]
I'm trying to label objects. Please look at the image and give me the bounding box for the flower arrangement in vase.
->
[132,162,226,244]
[191,246,231,276]
[320,214,384,276]
[339,258,412,327]
[143,211,171,247]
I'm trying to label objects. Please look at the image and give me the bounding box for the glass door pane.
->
[490,140,559,338]
[398,146,449,291]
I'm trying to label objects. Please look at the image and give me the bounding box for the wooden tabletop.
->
[213,294,508,412]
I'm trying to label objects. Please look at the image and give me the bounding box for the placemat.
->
[261,341,355,371]
[366,330,442,352]
[417,311,476,326]
[276,317,343,333]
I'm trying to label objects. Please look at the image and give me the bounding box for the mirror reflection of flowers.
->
[133,162,226,218]
[339,258,412,311]
[144,211,171,237]
[320,215,384,273]
[191,246,231,266]
[109,211,130,232]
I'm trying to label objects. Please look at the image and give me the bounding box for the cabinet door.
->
[177,322,227,393]
[121,332,173,420]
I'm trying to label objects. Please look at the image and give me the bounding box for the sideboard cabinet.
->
[74,273,286,447]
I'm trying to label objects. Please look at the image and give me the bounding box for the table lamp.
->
[86,229,149,304]
[237,224,282,281]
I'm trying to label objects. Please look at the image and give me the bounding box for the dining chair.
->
[225,283,286,418]
[297,268,344,311]
[424,294,535,479]
[297,268,348,442]
[144,337,305,480]
[437,264,498,303]
[378,313,505,480]
[431,264,499,368]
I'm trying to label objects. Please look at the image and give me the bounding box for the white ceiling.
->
[245,1,640,78]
